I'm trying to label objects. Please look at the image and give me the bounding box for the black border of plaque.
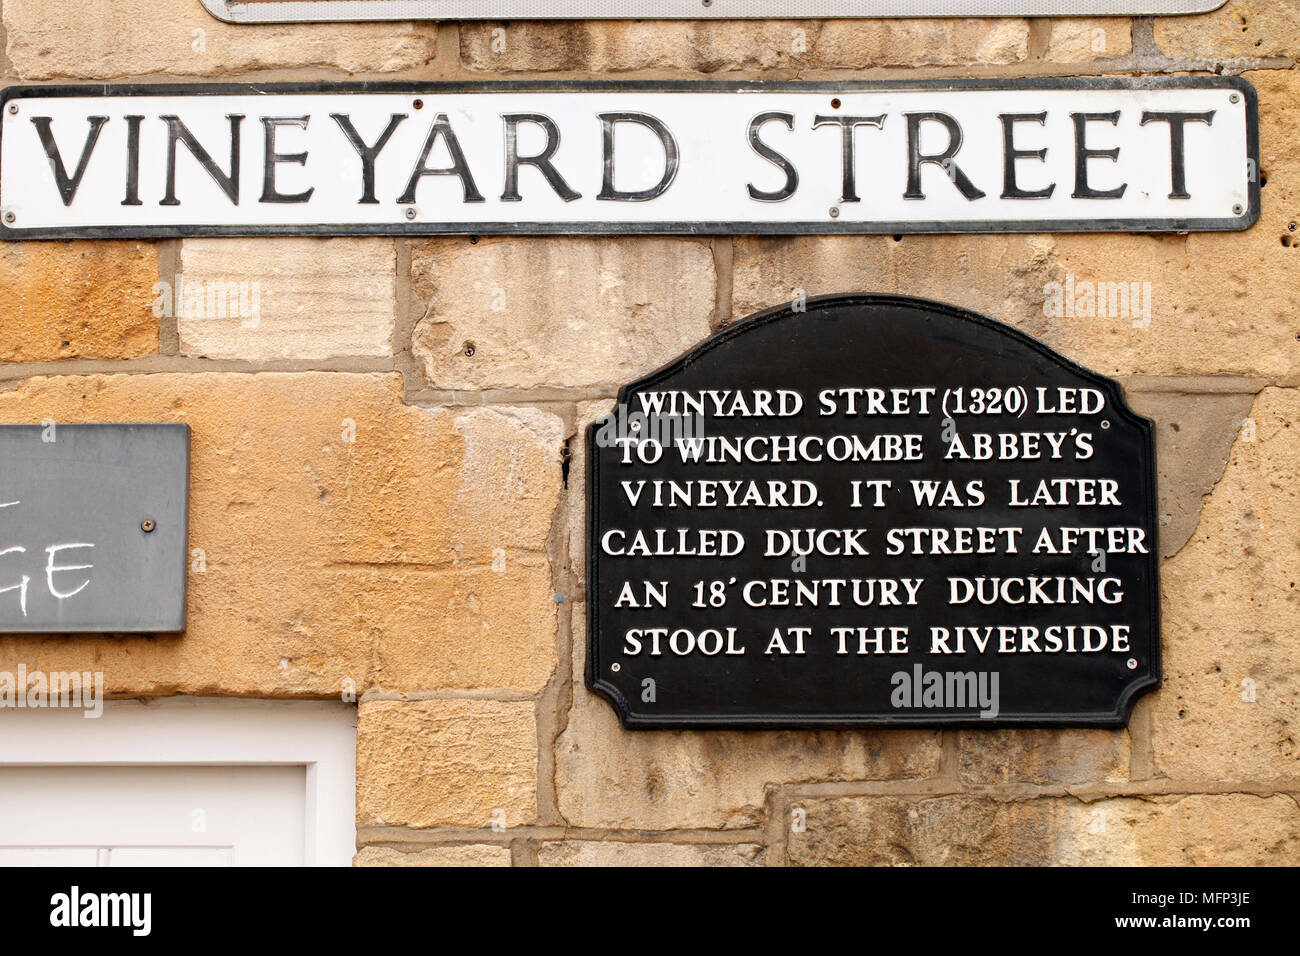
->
[587,294,1159,729]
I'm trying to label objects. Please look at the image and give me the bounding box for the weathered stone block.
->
[357,699,537,829]
[177,239,395,361]
[4,0,435,79]
[353,844,512,866]
[1125,389,1259,557]
[731,235,1056,340]
[0,241,158,362]
[958,729,1130,786]
[788,794,1058,866]
[0,374,562,696]
[557,606,942,830]
[1068,794,1300,865]
[1043,18,1132,62]
[813,18,1030,67]
[538,841,763,866]
[788,793,1300,865]
[461,19,1029,72]
[1155,1,1300,60]
[566,400,617,595]
[1153,387,1300,782]
[411,238,713,390]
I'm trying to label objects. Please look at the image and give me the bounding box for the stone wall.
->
[0,0,1296,865]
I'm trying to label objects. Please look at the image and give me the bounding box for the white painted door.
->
[0,698,357,867]
[0,765,306,866]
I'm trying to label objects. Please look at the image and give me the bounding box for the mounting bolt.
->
[404,207,417,220]
[829,206,840,219]
[1232,204,1244,216]
[1126,658,1138,671]
[1230,93,1240,104]
[140,518,156,533]
[6,104,16,115]
[3,212,13,224]
[611,662,621,672]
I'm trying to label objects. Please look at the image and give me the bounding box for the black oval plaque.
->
[587,294,1158,728]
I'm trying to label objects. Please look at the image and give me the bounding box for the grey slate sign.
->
[0,424,189,633]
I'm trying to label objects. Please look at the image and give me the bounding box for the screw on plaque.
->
[1233,204,1244,216]
[141,518,157,533]
[1126,658,1138,670]
[611,662,621,672]
[404,207,417,220]
[1230,93,1240,104]
[6,104,16,115]
[3,212,13,224]
[829,206,840,219]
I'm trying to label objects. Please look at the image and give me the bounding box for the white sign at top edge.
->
[201,0,1229,23]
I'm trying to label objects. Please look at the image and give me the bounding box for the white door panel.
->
[0,699,356,866]
[0,765,305,866]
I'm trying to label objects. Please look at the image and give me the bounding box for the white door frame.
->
[0,697,356,866]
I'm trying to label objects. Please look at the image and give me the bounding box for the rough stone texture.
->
[0,374,562,696]
[731,235,1057,340]
[1126,390,1260,557]
[809,19,1029,68]
[957,730,1130,786]
[734,72,1300,380]
[567,400,617,595]
[357,699,537,829]
[788,793,1300,865]
[1154,1,1300,60]
[1068,794,1300,865]
[461,19,1028,73]
[411,238,714,390]
[353,845,512,867]
[4,0,435,79]
[538,841,763,867]
[557,606,942,830]
[1045,70,1300,379]
[1042,18,1131,62]
[1153,388,1300,783]
[177,239,395,361]
[0,242,158,362]
[788,794,1059,866]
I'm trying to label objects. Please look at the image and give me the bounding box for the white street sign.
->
[0,79,1257,239]
[201,0,1229,22]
